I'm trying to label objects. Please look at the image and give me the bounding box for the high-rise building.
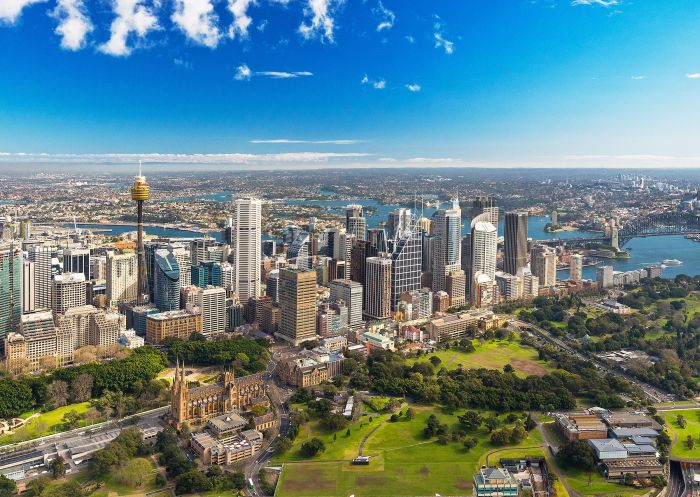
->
[28,246,52,310]
[232,198,262,301]
[597,265,614,289]
[495,272,522,302]
[288,231,311,270]
[266,269,280,303]
[503,211,528,275]
[531,245,557,287]
[22,259,35,314]
[171,245,191,287]
[329,279,363,330]
[446,269,467,307]
[276,268,317,346]
[106,252,137,306]
[386,208,412,241]
[569,253,583,282]
[190,238,218,267]
[390,228,422,310]
[350,240,370,292]
[195,286,226,335]
[130,163,150,304]
[431,199,462,293]
[471,196,499,226]
[191,261,222,288]
[469,213,498,303]
[367,228,387,255]
[154,249,181,311]
[346,205,366,242]
[146,308,202,344]
[52,272,87,315]
[63,248,90,280]
[0,246,22,343]
[262,240,277,257]
[365,257,392,319]
[518,267,540,298]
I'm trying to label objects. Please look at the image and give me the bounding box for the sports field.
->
[275,406,545,497]
[406,338,552,378]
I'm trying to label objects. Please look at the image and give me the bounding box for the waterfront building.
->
[232,198,262,301]
[276,268,317,346]
[503,211,528,275]
[597,265,614,289]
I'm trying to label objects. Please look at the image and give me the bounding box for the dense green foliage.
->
[91,427,149,475]
[163,335,270,375]
[556,441,596,470]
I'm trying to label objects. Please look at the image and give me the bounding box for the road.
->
[668,461,686,497]
[509,318,673,403]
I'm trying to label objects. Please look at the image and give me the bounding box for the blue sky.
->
[1,0,700,169]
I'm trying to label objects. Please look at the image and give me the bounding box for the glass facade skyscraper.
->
[0,246,22,345]
[154,249,181,311]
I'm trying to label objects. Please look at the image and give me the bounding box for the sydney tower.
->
[130,162,150,304]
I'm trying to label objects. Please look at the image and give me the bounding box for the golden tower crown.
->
[130,161,150,201]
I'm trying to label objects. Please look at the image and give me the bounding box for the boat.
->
[662,259,682,266]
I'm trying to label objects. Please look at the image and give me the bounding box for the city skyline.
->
[2,1,700,169]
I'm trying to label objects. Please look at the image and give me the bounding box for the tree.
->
[458,411,483,431]
[429,356,442,367]
[677,415,687,429]
[47,380,70,409]
[155,473,167,487]
[390,413,400,422]
[70,373,94,403]
[687,435,695,450]
[115,458,153,488]
[510,423,528,444]
[557,441,596,470]
[405,407,415,420]
[525,413,537,431]
[46,480,83,497]
[503,364,515,373]
[463,437,478,451]
[51,455,66,479]
[176,469,213,494]
[484,415,499,433]
[491,428,511,446]
[61,410,82,430]
[300,438,326,457]
[0,475,16,497]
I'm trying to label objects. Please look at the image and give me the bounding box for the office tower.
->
[63,248,90,280]
[471,196,499,226]
[400,288,433,320]
[518,267,539,298]
[195,286,226,335]
[52,272,87,315]
[337,232,355,280]
[365,257,392,319]
[22,259,35,314]
[551,210,559,227]
[569,253,583,282]
[461,234,472,297]
[432,199,462,293]
[259,299,280,334]
[191,261,222,288]
[288,231,311,270]
[28,246,52,310]
[90,256,107,281]
[284,225,302,245]
[130,163,150,304]
[503,211,528,275]
[417,217,431,234]
[446,269,466,307]
[367,228,387,255]
[276,268,317,346]
[106,252,137,306]
[390,228,422,310]
[0,246,22,342]
[473,274,498,308]
[19,220,31,240]
[469,213,498,303]
[146,309,203,344]
[263,240,277,257]
[145,241,169,298]
[232,198,262,301]
[329,279,363,330]
[191,238,217,267]
[346,205,366,242]
[222,217,234,245]
[266,269,280,303]
[421,232,434,288]
[171,245,191,287]
[531,244,557,287]
[154,249,181,311]
[597,265,614,289]
[227,300,245,331]
[386,208,412,241]
[350,240,370,291]
[496,273,522,302]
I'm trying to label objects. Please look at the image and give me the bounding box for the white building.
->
[569,253,583,282]
[195,286,226,335]
[106,252,137,306]
[52,272,87,315]
[329,279,363,330]
[28,246,52,310]
[232,198,262,301]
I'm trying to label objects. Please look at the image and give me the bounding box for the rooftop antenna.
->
[139,159,142,177]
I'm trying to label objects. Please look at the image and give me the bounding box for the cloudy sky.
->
[1,0,700,169]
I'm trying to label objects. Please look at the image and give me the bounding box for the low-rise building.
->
[206,412,247,438]
[588,439,628,460]
[554,413,608,442]
[145,308,202,344]
[191,429,263,466]
[473,467,518,497]
[277,357,329,387]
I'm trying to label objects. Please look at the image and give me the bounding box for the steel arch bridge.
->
[617,211,700,247]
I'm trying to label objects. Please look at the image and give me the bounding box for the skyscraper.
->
[28,246,52,310]
[130,163,150,304]
[346,205,366,242]
[330,279,363,330]
[531,245,557,287]
[106,252,137,306]
[191,261,222,288]
[22,259,35,314]
[0,245,22,343]
[276,268,317,346]
[470,214,498,302]
[288,231,311,270]
[471,196,499,226]
[390,228,422,310]
[195,286,226,335]
[63,248,90,280]
[386,208,412,241]
[52,272,87,315]
[367,228,387,255]
[154,249,181,311]
[597,265,614,289]
[232,198,262,301]
[503,211,528,276]
[266,269,280,303]
[365,256,392,319]
[569,253,583,282]
[431,199,462,293]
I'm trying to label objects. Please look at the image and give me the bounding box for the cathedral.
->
[169,359,266,430]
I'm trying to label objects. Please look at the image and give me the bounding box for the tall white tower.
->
[232,198,262,302]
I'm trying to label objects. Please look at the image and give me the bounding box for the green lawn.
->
[275,406,545,497]
[662,409,700,458]
[0,402,95,445]
[407,338,552,378]
[560,466,639,497]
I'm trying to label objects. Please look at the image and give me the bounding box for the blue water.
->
[162,191,234,203]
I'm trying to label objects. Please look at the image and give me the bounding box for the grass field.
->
[275,405,545,497]
[407,338,552,378]
[560,466,639,497]
[662,409,700,458]
[0,402,95,445]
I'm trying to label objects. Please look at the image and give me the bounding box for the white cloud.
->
[299,0,341,42]
[227,0,255,39]
[236,64,313,80]
[99,0,158,56]
[51,0,93,50]
[361,74,385,89]
[405,83,421,92]
[251,139,359,144]
[405,35,414,44]
[571,0,619,5]
[171,0,220,48]
[687,73,700,79]
[374,0,394,32]
[434,32,454,54]
[0,0,46,24]
[631,75,645,80]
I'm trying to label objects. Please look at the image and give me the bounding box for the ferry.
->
[662,259,682,266]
